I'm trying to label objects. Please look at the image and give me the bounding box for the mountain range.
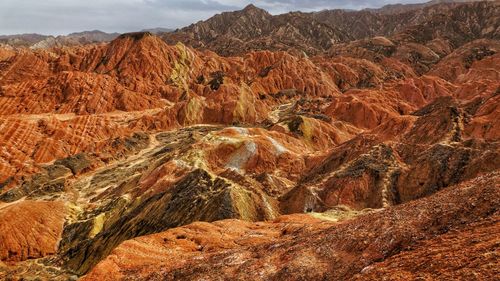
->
[163,1,498,55]
[0,1,499,280]
[0,29,173,49]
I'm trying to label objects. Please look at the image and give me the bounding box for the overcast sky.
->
[0,0,428,35]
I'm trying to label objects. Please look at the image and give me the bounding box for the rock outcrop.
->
[0,200,66,262]
[163,1,500,56]
[0,1,499,280]
[82,172,500,281]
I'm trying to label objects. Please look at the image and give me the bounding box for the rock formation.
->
[82,172,500,281]
[0,1,499,280]
[163,1,499,56]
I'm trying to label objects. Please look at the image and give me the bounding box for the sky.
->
[0,0,428,35]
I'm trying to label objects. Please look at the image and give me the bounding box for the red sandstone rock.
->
[0,200,66,262]
[82,172,500,281]
[0,3,498,279]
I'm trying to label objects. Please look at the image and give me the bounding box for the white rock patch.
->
[266,136,288,156]
[231,127,249,136]
[225,141,257,172]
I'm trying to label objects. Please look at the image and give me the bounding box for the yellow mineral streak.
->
[89,213,106,238]
[170,42,193,92]
[183,96,204,125]
[233,83,257,122]
[299,117,314,144]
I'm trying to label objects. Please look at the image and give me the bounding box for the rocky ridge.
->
[0,30,120,49]
[0,1,499,280]
[163,1,499,56]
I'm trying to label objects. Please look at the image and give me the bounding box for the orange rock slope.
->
[83,172,500,281]
[0,3,499,280]
[0,200,66,263]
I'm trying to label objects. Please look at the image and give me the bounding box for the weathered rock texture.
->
[83,172,500,281]
[164,1,499,56]
[0,201,66,262]
[0,1,499,280]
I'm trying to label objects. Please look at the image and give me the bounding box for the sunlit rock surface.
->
[0,1,499,280]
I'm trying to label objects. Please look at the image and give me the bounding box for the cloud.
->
[0,0,425,35]
[144,0,240,11]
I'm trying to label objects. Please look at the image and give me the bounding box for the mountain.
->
[0,33,50,47]
[0,30,120,48]
[141,27,174,34]
[327,1,499,74]
[312,1,470,40]
[162,4,350,56]
[366,0,494,14]
[163,1,499,55]
[0,1,499,280]
[66,30,120,42]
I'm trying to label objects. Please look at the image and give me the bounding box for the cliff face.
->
[0,2,499,280]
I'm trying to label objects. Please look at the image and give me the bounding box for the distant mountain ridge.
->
[162,4,351,56]
[0,0,499,280]
[0,29,172,48]
[0,28,173,49]
[366,0,495,14]
[161,0,499,56]
[1,1,494,51]
[0,30,120,48]
[140,27,174,34]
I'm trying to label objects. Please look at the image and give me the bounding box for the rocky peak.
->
[115,31,153,41]
[162,1,498,56]
[0,1,499,280]
[241,4,269,15]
